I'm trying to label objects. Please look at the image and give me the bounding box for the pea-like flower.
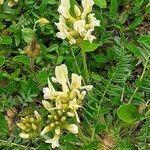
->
[17,110,42,139]
[41,101,78,149]
[43,64,93,117]
[56,0,100,44]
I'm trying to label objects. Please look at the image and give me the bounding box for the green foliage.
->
[0,0,149,149]
[117,104,138,123]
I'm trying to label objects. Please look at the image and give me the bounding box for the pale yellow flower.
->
[64,124,78,134]
[81,0,94,19]
[19,133,30,139]
[45,133,60,149]
[17,111,42,139]
[56,0,100,44]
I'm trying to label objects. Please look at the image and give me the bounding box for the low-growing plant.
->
[0,0,149,149]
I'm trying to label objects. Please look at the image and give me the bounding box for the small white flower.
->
[74,20,86,36]
[56,32,66,39]
[83,28,96,43]
[45,134,60,149]
[19,133,30,139]
[81,0,94,19]
[80,85,93,91]
[64,124,78,134]
[58,0,71,19]
[69,38,76,45]
[43,87,51,99]
[88,13,100,27]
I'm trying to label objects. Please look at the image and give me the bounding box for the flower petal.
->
[80,85,93,91]
[45,134,60,149]
[70,73,82,89]
[55,64,68,83]
[74,5,81,17]
[64,124,78,134]
[19,133,30,139]
[41,125,53,136]
[42,100,53,111]
[81,0,94,19]
[43,87,51,99]
[34,110,42,122]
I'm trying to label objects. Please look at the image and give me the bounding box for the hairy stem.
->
[128,55,150,104]
[0,139,36,150]
[71,48,81,74]
[81,47,89,83]
[30,58,42,89]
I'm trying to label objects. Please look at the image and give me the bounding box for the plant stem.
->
[30,58,42,89]
[81,47,89,83]
[71,48,81,74]
[100,69,116,104]
[0,139,36,150]
[128,55,150,104]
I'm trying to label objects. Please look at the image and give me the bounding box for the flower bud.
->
[36,18,49,25]
[34,110,42,122]
[19,133,30,139]
[64,124,78,134]
[41,125,53,136]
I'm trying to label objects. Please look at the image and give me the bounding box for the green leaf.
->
[5,81,16,95]
[119,11,128,24]
[19,106,35,117]
[0,56,5,67]
[128,16,144,30]
[21,28,34,43]
[126,44,141,57]
[0,36,12,45]
[117,104,138,123]
[94,0,107,8]
[13,55,30,66]
[94,54,107,63]
[81,41,99,52]
[110,0,118,18]
[0,112,9,134]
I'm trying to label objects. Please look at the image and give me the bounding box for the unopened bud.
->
[61,116,66,122]
[36,18,49,25]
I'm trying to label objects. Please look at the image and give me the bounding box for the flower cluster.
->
[0,0,18,7]
[56,0,100,45]
[17,110,42,139]
[17,64,93,149]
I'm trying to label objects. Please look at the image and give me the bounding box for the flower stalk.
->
[81,46,89,83]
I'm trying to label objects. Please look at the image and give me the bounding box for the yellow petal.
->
[41,125,53,136]
[64,124,78,134]
[55,64,68,84]
[70,73,82,89]
[42,100,53,112]
[19,133,30,139]
[74,5,81,17]
[34,110,42,122]
[17,123,26,130]
[36,18,49,25]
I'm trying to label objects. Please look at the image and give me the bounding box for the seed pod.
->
[25,37,40,58]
